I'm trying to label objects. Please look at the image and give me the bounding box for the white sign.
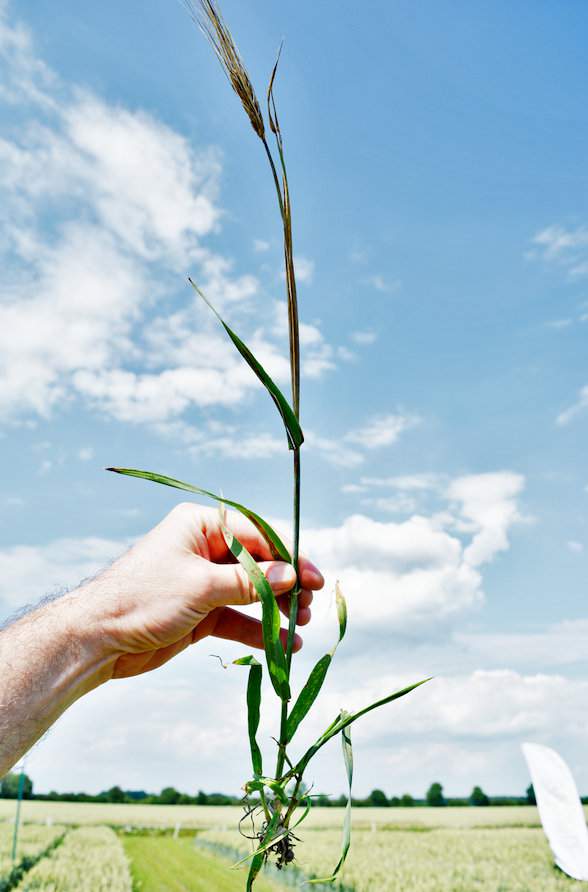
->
[522,742,588,881]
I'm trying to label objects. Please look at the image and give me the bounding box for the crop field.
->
[0,804,587,890]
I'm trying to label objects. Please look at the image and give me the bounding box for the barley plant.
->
[108,1,429,887]
[13,827,132,892]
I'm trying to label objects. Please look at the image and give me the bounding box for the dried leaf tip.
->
[185,0,265,139]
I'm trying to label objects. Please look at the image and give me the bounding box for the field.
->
[0,802,587,891]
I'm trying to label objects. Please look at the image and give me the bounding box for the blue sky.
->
[0,0,587,798]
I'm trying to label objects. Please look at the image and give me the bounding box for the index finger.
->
[197,505,325,587]
[202,506,280,563]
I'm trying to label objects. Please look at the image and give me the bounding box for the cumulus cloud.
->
[0,8,334,433]
[303,471,525,630]
[446,471,525,567]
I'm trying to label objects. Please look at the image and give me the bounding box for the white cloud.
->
[446,471,525,567]
[351,330,378,346]
[253,238,269,253]
[293,255,314,283]
[304,431,364,468]
[1,7,331,433]
[557,384,588,426]
[157,420,286,461]
[78,447,94,462]
[567,540,584,554]
[302,414,421,468]
[0,536,124,614]
[280,255,314,284]
[0,224,148,420]
[365,274,400,293]
[306,513,482,629]
[361,473,442,491]
[345,413,420,450]
[328,669,588,742]
[545,318,573,330]
[457,619,588,670]
[271,300,336,380]
[530,224,588,278]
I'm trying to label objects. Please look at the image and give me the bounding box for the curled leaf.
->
[106,467,291,562]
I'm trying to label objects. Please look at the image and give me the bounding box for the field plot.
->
[13,826,131,891]
[123,835,280,892]
[1,805,587,890]
[200,825,588,892]
[0,822,66,882]
[0,801,549,829]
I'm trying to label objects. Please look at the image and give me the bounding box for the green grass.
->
[123,836,281,892]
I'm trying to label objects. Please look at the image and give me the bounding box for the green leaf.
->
[246,851,264,891]
[285,583,348,743]
[286,654,331,743]
[293,677,432,776]
[221,521,290,702]
[308,715,353,884]
[234,656,263,777]
[188,278,304,450]
[291,795,312,830]
[106,467,291,562]
[245,811,280,889]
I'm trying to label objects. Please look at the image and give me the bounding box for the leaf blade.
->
[286,654,331,743]
[222,522,290,701]
[285,583,348,743]
[234,656,263,777]
[188,278,303,449]
[308,716,353,884]
[293,677,432,776]
[106,467,291,562]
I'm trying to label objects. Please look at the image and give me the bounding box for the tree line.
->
[0,773,543,807]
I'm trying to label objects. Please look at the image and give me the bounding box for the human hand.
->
[86,502,324,679]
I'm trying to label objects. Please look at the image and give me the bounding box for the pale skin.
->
[0,502,324,777]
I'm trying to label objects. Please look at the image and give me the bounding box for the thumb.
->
[205,560,297,607]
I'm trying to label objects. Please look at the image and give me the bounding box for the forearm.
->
[0,587,116,776]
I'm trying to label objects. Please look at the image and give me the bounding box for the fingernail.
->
[266,563,296,588]
[307,562,324,584]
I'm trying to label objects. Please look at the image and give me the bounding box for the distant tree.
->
[426,782,446,807]
[526,784,536,805]
[316,794,331,807]
[159,787,181,805]
[368,789,389,807]
[389,796,401,807]
[125,790,148,801]
[400,793,415,808]
[469,785,490,807]
[196,790,209,805]
[102,785,126,803]
[0,772,33,800]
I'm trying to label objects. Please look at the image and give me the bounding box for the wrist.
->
[49,584,121,692]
